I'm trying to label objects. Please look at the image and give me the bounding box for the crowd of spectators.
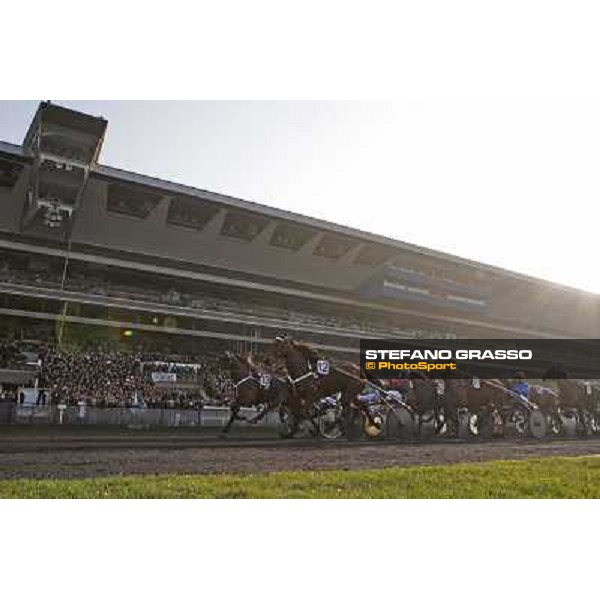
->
[0,341,235,409]
[38,348,148,408]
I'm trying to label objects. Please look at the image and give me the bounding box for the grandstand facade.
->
[0,101,598,363]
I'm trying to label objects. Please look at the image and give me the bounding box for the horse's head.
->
[542,363,567,381]
[409,370,429,383]
[273,333,293,355]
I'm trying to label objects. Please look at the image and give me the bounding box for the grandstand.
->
[0,100,598,377]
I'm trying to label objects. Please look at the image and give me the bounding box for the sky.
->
[0,97,598,293]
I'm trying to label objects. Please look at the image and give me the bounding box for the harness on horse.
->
[287,370,317,388]
[231,373,268,404]
[286,357,331,396]
[233,375,255,391]
[234,372,273,391]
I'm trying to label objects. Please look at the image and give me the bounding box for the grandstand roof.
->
[0,102,595,299]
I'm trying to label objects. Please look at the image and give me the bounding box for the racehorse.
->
[541,366,597,436]
[442,372,521,437]
[273,335,367,437]
[391,371,444,438]
[218,351,295,435]
[529,385,563,434]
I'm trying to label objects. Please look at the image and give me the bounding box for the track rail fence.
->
[0,403,282,428]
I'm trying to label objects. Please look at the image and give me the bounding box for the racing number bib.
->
[316,360,330,376]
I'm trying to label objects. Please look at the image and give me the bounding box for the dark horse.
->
[403,372,445,438]
[442,372,521,438]
[273,335,366,437]
[529,384,563,435]
[219,351,294,435]
[542,365,598,436]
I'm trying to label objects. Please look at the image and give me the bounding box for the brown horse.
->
[403,372,444,438]
[528,385,563,434]
[541,366,599,436]
[273,336,368,437]
[219,351,295,435]
[442,373,523,438]
[554,379,599,436]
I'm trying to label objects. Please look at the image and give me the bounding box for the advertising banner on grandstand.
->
[151,372,177,383]
[360,339,600,379]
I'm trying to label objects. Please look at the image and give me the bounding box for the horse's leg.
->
[248,401,271,425]
[341,390,362,439]
[434,406,444,436]
[288,401,302,436]
[221,404,240,435]
[443,393,458,438]
[336,390,350,436]
[280,393,302,437]
[551,408,563,435]
[578,408,588,436]
[307,399,320,436]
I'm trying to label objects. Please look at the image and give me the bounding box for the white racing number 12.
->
[316,360,330,376]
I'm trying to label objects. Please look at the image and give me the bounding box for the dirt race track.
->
[2,429,600,479]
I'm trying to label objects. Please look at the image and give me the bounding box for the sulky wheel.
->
[512,408,530,437]
[547,411,564,436]
[457,409,473,439]
[590,413,600,437]
[528,409,548,440]
[416,410,437,440]
[363,412,386,440]
[434,410,448,437]
[318,407,344,440]
[466,412,482,437]
[503,407,531,438]
[473,411,495,440]
[385,406,415,442]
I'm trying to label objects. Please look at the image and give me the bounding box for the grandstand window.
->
[354,243,396,266]
[269,223,315,250]
[166,196,219,231]
[221,209,269,241]
[446,295,486,306]
[0,159,23,190]
[106,183,161,219]
[313,234,356,259]
[383,281,431,295]
[39,158,85,179]
[38,182,79,206]
[40,133,93,163]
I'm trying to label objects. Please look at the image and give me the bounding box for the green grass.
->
[2,456,600,498]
